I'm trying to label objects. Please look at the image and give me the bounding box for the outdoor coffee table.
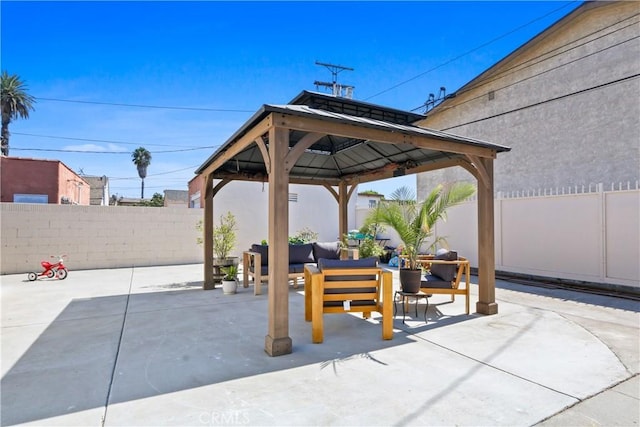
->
[394,290,430,324]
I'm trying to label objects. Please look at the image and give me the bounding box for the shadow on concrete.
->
[495,278,640,313]
[0,285,424,425]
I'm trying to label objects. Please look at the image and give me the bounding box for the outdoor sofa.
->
[242,241,356,295]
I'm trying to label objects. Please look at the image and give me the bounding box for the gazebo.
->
[195,91,510,356]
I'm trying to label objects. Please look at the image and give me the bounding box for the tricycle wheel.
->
[57,268,68,280]
[46,269,55,279]
[28,272,37,281]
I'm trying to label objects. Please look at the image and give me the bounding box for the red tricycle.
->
[28,255,68,281]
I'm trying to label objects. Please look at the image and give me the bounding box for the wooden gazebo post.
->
[265,126,292,356]
[475,157,498,314]
[203,173,214,290]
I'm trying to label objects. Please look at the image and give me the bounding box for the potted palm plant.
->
[220,264,239,295]
[363,183,475,293]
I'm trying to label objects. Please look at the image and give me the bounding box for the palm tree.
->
[1,71,36,156]
[131,147,152,199]
[363,183,476,271]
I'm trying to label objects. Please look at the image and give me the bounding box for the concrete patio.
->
[1,263,638,426]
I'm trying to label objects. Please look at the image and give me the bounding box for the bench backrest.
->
[317,257,381,309]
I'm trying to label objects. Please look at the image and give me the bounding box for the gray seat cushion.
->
[250,244,269,266]
[421,273,453,289]
[317,257,378,282]
[429,249,458,282]
[312,241,342,260]
[289,243,315,264]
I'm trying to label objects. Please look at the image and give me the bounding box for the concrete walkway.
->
[1,264,638,426]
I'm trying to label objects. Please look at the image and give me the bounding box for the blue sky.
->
[2,1,581,198]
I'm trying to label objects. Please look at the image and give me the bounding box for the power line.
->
[444,14,640,102]
[424,34,639,117]
[438,74,640,131]
[13,146,216,154]
[13,132,206,148]
[108,165,200,180]
[417,14,640,113]
[363,1,580,101]
[34,97,254,113]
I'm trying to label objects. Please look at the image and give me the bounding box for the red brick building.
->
[0,157,90,205]
[188,175,204,208]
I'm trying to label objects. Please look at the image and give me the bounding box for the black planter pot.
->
[399,268,422,293]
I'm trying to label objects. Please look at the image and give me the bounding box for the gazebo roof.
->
[195,91,510,185]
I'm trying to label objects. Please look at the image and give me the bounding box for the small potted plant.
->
[220,264,239,295]
[197,211,239,290]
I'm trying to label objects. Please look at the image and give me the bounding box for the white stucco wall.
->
[0,181,357,274]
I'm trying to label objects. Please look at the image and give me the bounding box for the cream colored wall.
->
[432,187,639,289]
[211,181,356,254]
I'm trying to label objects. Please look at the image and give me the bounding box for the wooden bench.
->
[304,259,393,343]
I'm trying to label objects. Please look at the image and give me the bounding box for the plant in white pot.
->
[363,183,475,293]
[220,264,239,295]
[196,211,238,290]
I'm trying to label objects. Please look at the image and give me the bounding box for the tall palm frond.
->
[1,71,36,156]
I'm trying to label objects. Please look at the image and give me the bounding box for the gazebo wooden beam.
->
[277,114,496,158]
[199,115,272,178]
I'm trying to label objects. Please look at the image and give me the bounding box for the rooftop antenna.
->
[314,61,355,99]
[412,87,452,113]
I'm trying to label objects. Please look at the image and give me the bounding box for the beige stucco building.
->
[416,1,639,194]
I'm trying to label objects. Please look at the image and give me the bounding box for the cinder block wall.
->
[1,203,203,274]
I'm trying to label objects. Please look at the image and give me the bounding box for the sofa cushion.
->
[318,257,378,282]
[289,243,315,264]
[421,273,453,289]
[312,241,342,260]
[289,263,307,274]
[317,257,378,270]
[429,249,458,282]
[251,244,269,266]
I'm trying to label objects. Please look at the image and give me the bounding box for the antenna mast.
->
[314,61,355,99]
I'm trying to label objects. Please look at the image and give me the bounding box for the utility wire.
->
[34,97,254,113]
[415,15,640,112]
[363,1,580,101]
[108,165,200,180]
[438,73,640,131]
[443,14,640,102]
[13,146,215,154]
[12,132,207,148]
[423,34,640,117]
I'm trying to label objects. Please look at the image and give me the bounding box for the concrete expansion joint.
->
[537,373,640,425]
[408,322,581,401]
[553,310,634,373]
